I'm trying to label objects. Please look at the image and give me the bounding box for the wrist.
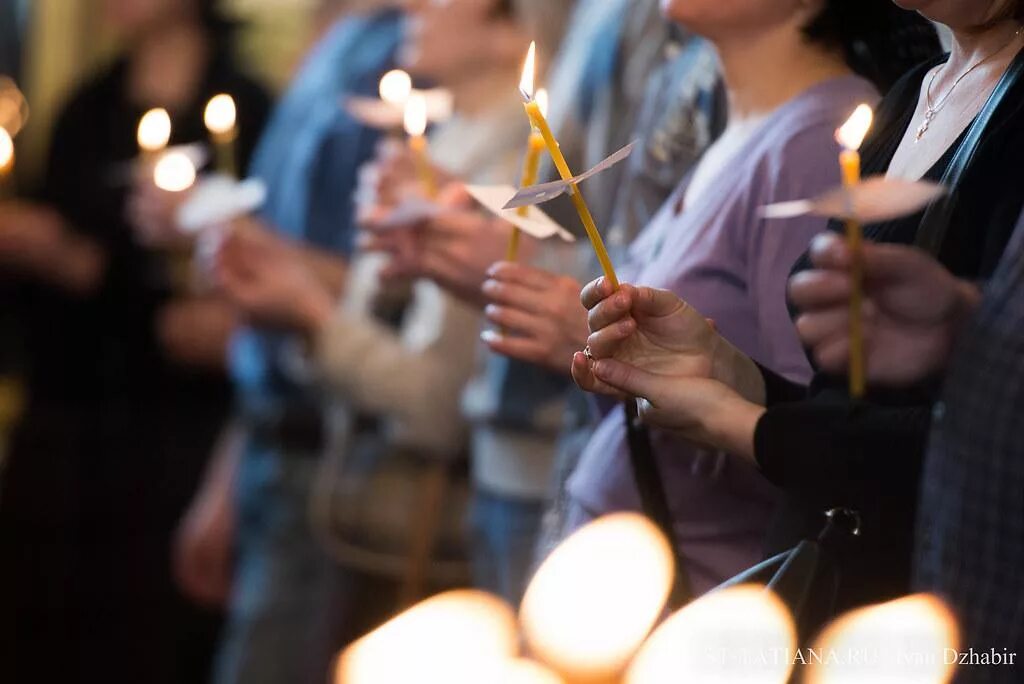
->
[705,393,765,464]
[711,338,767,406]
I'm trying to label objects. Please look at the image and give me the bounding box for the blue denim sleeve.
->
[302,116,381,256]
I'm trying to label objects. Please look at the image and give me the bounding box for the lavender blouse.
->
[567,76,880,594]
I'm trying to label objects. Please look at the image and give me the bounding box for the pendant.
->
[915,109,935,142]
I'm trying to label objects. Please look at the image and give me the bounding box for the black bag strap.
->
[916,48,1024,255]
[623,400,691,607]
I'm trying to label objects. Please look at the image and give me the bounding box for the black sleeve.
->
[753,390,931,514]
[756,362,808,407]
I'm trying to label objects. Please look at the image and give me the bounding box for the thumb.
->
[591,358,663,403]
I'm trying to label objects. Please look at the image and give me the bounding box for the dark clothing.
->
[0,47,270,684]
[752,55,1024,612]
[915,213,1024,682]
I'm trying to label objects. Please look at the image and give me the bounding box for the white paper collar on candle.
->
[176,175,267,233]
[344,88,454,130]
[466,184,574,242]
[759,177,946,224]
[503,141,637,210]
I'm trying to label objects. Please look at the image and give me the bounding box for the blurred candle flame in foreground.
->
[403,92,429,138]
[204,94,237,137]
[520,513,674,682]
[0,127,13,173]
[836,104,874,151]
[626,585,796,684]
[137,108,171,153]
[153,151,197,192]
[335,590,518,684]
[379,69,412,105]
[496,658,565,684]
[806,594,959,684]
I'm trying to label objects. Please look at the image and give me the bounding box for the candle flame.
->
[0,126,13,171]
[496,659,564,684]
[403,92,428,138]
[379,69,412,105]
[153,151,197,192]
[806,593,959,684]
[520,513,674,682]
[836,104,874,151]
[535,89,549,119]
[626,585,797,684]
[519,41,537,101]
[335,590,518,684]
[204,94,237,136]
[137,108,171,152]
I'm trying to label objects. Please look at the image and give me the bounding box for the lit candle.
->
[335,590,519,684]
[0,126,14,199]
[379,69,413,106]
[153,151,197,193]
[137,107,171,167]
[404,92,437,198]
[835,104,873,399]
[204,93,238,178]
[519,42,618,288]
[520,513,674,682]
[806,594,959,684]
[507,88,548,262]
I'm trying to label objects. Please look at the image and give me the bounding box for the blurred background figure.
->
[0,1,270,683]
[172,2,405,683]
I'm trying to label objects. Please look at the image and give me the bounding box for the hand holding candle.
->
[519,42,618,289]
[835,104,873,399]
[205,94,238,178]
[404,92,438,198]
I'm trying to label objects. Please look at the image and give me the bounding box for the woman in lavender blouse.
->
[480,0,939,593]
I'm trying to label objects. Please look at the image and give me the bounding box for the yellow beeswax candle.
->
[519,42,618,289]
[835,105,873,399]
[205,94,239,178]
[404,92,437,198]
[508,89,548,262]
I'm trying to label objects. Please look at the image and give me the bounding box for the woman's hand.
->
[214,221,334,334]
[790,233,981,385]
[156,296,238,370]
[480,262,588,374]
[572,278,766,405]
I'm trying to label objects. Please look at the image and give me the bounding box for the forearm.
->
[312,287,481,455]
[299,245,349,299]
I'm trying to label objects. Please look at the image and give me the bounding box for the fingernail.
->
[480,330,500,343]
[484,304,499,317]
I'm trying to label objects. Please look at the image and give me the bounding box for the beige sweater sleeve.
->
[313,276,482,459]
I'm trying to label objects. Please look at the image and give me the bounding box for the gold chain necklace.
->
[916,26,1023,142]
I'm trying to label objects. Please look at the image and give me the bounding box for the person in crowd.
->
[573,0,1024,614]
[213,0,570,622]
[476,0,938,596]
[0,1,270,682]
[789,219,1024,679]
[353,0,723,593]
[143,2,406,682]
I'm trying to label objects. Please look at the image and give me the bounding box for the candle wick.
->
[519,88,533,104]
